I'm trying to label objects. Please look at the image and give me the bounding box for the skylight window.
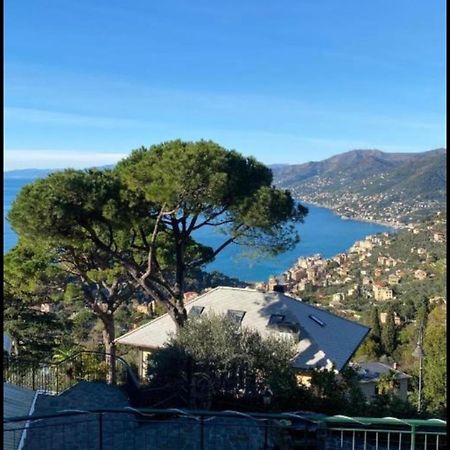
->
[227,309,246,324]
[189,306,205,317]
[309,314,326,327]
[268,314,285,326]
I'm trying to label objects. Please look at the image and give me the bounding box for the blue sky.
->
[4,0,446,170]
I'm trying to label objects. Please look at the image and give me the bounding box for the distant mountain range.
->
[271,148,446,199]
[270,148,446,224]
[4,168,55,179]
[4,165,114,179]
[271,148,444,186]
[4,148,446,224]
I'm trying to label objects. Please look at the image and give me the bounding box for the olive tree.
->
[147,314,298,407]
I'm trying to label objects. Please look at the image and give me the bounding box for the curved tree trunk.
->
[167,303,188,331]
[139,277,188,331]
[102,317,117,385]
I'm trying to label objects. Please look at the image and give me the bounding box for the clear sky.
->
[4,0,446,170]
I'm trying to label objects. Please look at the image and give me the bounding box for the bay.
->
[3,176,392,282]
[193,205,392,282]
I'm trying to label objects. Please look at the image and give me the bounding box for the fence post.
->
[32,364,36,391]
[410,425,416,450]
[199,416,205,450]
[98,413,104,450]
[263,420,269,450]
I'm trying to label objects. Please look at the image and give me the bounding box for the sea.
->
[3,176,393,282]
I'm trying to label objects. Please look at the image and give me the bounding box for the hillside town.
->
[281,174,444,227]
[254,212,446,323]
[311,192,440,227]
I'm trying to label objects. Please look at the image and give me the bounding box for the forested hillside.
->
[272,148,446,224]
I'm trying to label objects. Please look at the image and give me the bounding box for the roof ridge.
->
[213,286,259,292]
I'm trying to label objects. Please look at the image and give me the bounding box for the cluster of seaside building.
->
[250,218,446,320]
[286,176,442,227]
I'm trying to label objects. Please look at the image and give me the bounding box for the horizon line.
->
[4,146,446,173]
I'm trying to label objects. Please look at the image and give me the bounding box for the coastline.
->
[257,200,399,283]
[300,200,404,230]
[263,200,404,285]
[4,182,401,283]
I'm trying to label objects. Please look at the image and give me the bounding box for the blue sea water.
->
[3,176,392,282]
[3,177,30,254]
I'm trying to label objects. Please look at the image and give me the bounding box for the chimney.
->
[392,362,398,370]
[273,284,285,293]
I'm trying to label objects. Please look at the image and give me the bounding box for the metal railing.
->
[320,415,447,450]
[3,351,138,395]
[4,408,447,450]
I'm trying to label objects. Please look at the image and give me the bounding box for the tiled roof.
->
[115,287,369,372]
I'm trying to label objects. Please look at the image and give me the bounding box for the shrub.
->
[146,314,300,409]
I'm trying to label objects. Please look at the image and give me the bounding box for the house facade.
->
[351,362,411,401]
[373,283,394,301]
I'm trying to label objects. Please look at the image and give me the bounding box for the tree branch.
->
[191,206,230,230]
[188,224,248,268]
[141,203,168,281]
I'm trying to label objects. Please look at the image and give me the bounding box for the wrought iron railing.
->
[3,408,447,450]
[3,351,138,395]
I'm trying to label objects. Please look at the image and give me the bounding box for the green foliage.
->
[8,169,145,247]
[4,242,71,359]
[415,302,428,330]
[3,284,67,360]
[381,307,397,356]
[116,140,273,212]
[309,367,367,416]
[7,170,148,383]
[369,307,381,341]
[8,140,306,336]
[52,343,83,363]
[309,366,420,418]
[365,307,382,357]
[423,304,447,415]
[354,335,382,361]
[4,240,67,300]
[185,270,247,292]
[72,309,97,342]
[376,370,397,395]
[116,140,307,258]
[366,393,419,418]
[80,353,109,381]
[391,323,417,372]
[147,314,299,406]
